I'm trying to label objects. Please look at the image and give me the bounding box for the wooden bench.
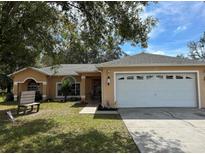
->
[17,91,40,115]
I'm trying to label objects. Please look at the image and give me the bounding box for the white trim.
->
[114,70,201,109]
[81,75,86,79]
[196,71,201,109]
[15,77,47,84]
[81,95,85,99]
[56,82,61,98]
[14,95,17,101]
[100,72,104,104]
[55,81,80,98]
[56,96,81,99]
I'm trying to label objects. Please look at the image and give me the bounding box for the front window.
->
[146,75,154,80]
[166,75,173,79]
[57,82,80,97]
[127,76,134,80]
[136,75,144,80]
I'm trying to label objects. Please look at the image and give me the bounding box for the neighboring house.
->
[10,52,205,108]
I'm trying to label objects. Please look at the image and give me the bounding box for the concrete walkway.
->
[79,104,98,114]
[79,103,118,114]
[119,108,205,153]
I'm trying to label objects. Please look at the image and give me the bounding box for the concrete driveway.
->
[119,108,205,153]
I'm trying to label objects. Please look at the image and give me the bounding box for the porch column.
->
[42,81,47,100]
[80,75,86,103]
[13,82,18,101]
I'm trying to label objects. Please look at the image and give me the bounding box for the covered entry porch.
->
[10,67,48,101]
[13,77,47,101]
[79,72,101,103]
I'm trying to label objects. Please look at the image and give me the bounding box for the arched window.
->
[27,80,39,91]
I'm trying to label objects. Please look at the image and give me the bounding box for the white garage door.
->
[116,73,197,107]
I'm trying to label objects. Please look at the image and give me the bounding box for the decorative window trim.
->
[27,80,40,91]
[14,77,47,84]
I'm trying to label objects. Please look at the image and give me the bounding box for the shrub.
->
[5,92,14,102]
[35,91,42,102]
[67,97,81,101]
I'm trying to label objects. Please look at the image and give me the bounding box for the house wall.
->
[13,68,48,82]
[12,68,48,100]
[47,76,81,99]
[11,68,99,101]
[19,80,43,93]
[101,66,205,108]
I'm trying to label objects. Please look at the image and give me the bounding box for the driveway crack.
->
[161,110,196,128]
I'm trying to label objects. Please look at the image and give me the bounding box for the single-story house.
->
[10,52,205,108]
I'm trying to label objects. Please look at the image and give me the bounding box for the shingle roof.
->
[39,64,98,76]
[97,52,205,67]
[10,53,205,77]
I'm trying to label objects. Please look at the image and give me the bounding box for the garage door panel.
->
[116,73,197,107]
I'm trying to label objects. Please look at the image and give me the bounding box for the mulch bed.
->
[97,104,118,111]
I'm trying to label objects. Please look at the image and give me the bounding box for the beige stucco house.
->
[10,53,205,108]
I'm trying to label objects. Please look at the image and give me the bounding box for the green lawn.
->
[0,102,138,153]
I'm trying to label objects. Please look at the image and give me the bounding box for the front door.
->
[92,79,101,101]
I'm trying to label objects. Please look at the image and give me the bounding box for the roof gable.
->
[9,67,49,77]
[97,52,205,67]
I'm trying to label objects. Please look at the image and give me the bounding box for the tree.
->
[188,32,205,60]
[176,54,186,59]
[41,1,157,65]
[0,2,157,72]
[0,74,12,93]
[0,2,61,74]
[61,77,74,102]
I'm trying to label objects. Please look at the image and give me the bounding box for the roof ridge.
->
[39,63,98,69]
[98,52,205,67]
[130,52,201,62]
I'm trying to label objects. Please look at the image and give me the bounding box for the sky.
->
[120,1,205,57]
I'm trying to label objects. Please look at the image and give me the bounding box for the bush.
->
[35,91,42,102]
[5,92,14,102]
[67,97,81,101]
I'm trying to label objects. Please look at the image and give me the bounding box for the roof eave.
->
[76,70,100,73]
[97,64,205,68]
[9,67,49,77]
